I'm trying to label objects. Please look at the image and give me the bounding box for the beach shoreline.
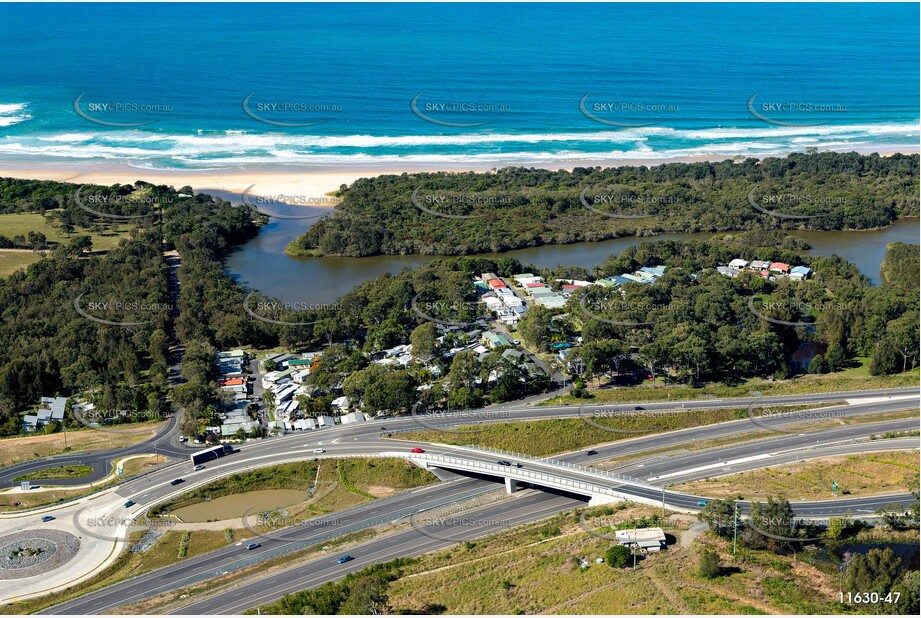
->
[0,147,916,203]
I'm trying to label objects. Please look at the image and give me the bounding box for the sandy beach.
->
[0,148,914,203]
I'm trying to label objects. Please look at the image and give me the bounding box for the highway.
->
[32,390,918,614]
[2,386,915,488]
[0,413,186,488]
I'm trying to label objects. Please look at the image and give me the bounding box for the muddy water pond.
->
[171,489,307,522]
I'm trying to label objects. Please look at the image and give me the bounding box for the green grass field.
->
[12,464,93,482]
[0,249,43,277]
[0,212,132,251]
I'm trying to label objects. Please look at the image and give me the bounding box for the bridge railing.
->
[459,443,655,489]
[410,452,644,503]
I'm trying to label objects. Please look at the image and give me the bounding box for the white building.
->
[316,415,336,428]
[340,411,366,424]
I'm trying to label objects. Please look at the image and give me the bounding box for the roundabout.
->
[0,530,80,580]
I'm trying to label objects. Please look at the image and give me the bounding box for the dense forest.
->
[551,233,919,385]
[0,174,916,434]
[288,152,919,257]
[0,178,259,436]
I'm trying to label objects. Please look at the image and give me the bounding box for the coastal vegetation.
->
[0,178,258,437]
[288,152,919,258]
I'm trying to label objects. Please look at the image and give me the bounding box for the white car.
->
[313,448,325,454]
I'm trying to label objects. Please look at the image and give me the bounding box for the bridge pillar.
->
[588,494,621,507]
[504,477,518,494]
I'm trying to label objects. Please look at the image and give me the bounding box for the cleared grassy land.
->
[548,365,919,406]
[380,505,847,615]
[594,408,920,471]
[0,249,43,277]
[0,421,165,468]
[0,454,163,511]
[12,464,92,482]
[671,450,920,501]
[397,407,757,456]
[0,212,131,252]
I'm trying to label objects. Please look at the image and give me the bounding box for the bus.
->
[190,443,233,466]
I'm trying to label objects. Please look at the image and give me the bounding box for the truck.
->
[190,443,233,466]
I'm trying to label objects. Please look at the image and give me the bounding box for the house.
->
[610,275,633,286]
[331,396,350,411]
[219,377,246,387]
[487,279,506,289]
[216,349,247,360]
[292,369,312,384]
[501,295,523,308]
[316,415,336,428]
[480,272,499,283]
[716,266,738,278]
[639,265,667,277]
[750,260,771,271]
[483,296,504,312]
[790,265,812,280]
[40,397,67,420]
[769,262,790,274]
[728,259,749,270]
[596,278,618,288]
[535,295,567,308]
[621,273,646,283]
[483,332,514,349]
[615,527,667,552]
[340,411,366,424]
[512,273,542,285]
[273,383,299,403]
[294,418,317,430]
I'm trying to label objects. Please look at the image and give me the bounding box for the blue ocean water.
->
[0,2,917,169]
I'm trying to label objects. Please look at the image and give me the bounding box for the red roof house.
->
[769,262,790,273]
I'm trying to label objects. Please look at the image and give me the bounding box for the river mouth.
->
[170,489,307,523]
[218,190,920,306]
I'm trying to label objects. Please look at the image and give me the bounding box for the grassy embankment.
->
[248,501,868,615]
[0,420,165,468]
[547,361,918,407]
[396,404,854,457]
[12,465,93,482]
[672,451,920,501]
[150,459,437,519]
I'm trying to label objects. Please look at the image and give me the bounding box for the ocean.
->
[0,2,917,170]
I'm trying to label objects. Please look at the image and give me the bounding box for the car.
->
[410,447,425,453]
[634,406,646,411]
[41,515,55,523]
[178,436,189,443]
[313,448,325,454]
[246,542,261,550]
[585,450,598,456]
[124,500,135,508]
[514,463,523,468]
[193,464,205,471]
[170,478,185,486]
[512,339,521,345]
[337,554,354,564]
[497,460,512,466]
[380,426,387,430]
[697,500,709,507]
